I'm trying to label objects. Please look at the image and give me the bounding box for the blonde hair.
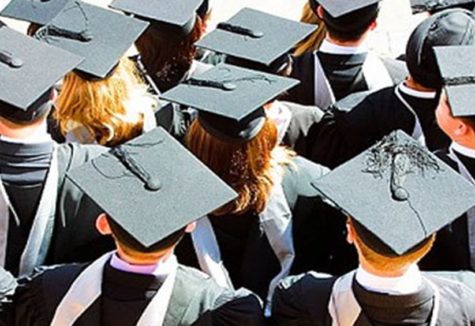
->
[55,57,148,147]
[294,2,327,57]
[186,118,294,215]
[351,219,436,271]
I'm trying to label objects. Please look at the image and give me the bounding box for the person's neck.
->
[452,140,475,154]
[359,256,410,278]
[404,76,436,93]
[0,119,50,142]
[116,246,174,266]
[326,34,367,48]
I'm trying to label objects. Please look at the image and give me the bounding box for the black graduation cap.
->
[195,8,316,73]
[410,0,475,14]
[312,130,475,256]
[34,1,149,79]
[109,0,202,36]
[0,0,72,25]
[197,0,210,19]
[161,63,299,142]
[0,25,82,122]
[67,127,237,250]
[435,45,475,117]
[309,0,319,13]
[317,0,381,32]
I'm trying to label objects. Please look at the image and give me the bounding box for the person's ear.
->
[368,20,378,31]
[185,222,196,233]
[346,218,355,245]
[317,5,325,19]
[455,120,470,138]
[96,213,112,235]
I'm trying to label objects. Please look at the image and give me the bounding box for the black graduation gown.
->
[303,86,450,169]
[284,52,407,106]
[175,156,355,300]
[2,262,265,326]
[272,271,475,325]
[420,149,475,271]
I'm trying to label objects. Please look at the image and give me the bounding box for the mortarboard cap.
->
[161,63,299,142]
[34,1,148,79]
[406,9,475,89]
[196,8,316,74]
[317,0,381,33]
[435,45,475,117]
[0,0,72,25]
[312,130,475,256]
[410,0,475,14]
[109,0,202,36]
[0,25,82,122]
[67,127,237,250]
[197,0,210,19]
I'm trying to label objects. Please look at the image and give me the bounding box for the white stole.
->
[51,252,178,326]
[313,52,393,110]
[448,145,475,270]
[328,271,440,326]
[191,182,294,314]
[0,147,58,276]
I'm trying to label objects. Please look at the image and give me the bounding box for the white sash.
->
[191,182,294,313]
[314,52,393,110]
[328,272,441,326]
[394,85,426,146]
[51,252,178,326]
[448,146,475,270]
[0,147,58,276]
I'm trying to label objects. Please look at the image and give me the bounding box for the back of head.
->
[406,9,475,89]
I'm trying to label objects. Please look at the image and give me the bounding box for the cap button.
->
[146,177,162,191]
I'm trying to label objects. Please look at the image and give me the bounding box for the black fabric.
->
[304,86,449,169]
[285,51,406,107]
[420,149,473,271]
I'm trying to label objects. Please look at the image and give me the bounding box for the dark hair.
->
[323,4,379,42]
[135,16,204,92]
[107,217,187,253]
[27,23,42,37]
[0,89,52,125]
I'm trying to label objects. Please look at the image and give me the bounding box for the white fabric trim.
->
[0,122,52,144]
[267,101,292,144]
[110,253,174,278]
[319,39,368,55]
[395,85,426,146]
[398,82,437,99]
[451,142,475,159]
[355,264,422,295]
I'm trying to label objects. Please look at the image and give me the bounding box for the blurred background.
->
[0,0,425,57]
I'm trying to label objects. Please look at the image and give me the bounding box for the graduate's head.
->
[55,57,147,146]
[347,217,436,272]
[405,9,475,90]
[315,0,380,43]
[67,127,238,264]
[311,130,475,274]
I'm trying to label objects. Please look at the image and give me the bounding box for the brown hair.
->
[294,2,327,57]
[350,218,436,271]
[135,17,204,91]
[55,57,148,147]
[186,118,294,216]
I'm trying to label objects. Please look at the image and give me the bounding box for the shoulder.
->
[280,101,325,123]
[57,143,107,172]
[378,56,408,84]
[272,272,336,326]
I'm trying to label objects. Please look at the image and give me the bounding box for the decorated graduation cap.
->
[34,1,148,79]
[406,9,475,89]
[0,0,72,25]
[317,0,381,32]
[410,0,475,14]
[312,130,475,256]
[67,127,237,251]
[196,8,316,74]
[161,63,299,142]
[435,45,475,117]
[110,0,202,36]
[0,26,82,122]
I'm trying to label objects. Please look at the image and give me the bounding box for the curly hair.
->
[54,57,149,146]
[186,118,294,216]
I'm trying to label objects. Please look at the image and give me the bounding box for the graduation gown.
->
[0,140,112,276]
[421,147,475,271]
[175,156,355,301]
[272,271,475,325]
[304,85,451,169]
[285,51,407,107]
[3,261,265,326]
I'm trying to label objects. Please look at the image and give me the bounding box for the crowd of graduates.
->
[0,0,474,324]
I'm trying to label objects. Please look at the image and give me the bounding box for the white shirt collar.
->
[0,122,52,144]
[319,39,368,55]
[398,82,437,99]
[110,252,175,279]
[451,142,475,159]
[355,264,423,295]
